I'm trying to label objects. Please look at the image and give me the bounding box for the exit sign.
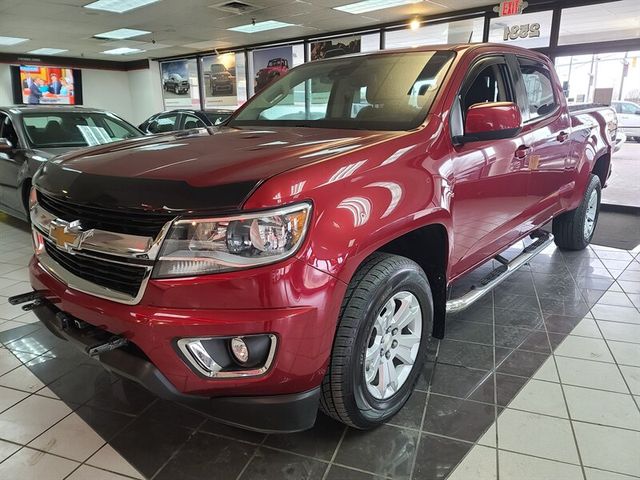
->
[495,0,528,16]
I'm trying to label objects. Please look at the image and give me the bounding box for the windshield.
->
[22,112,142,148]
[230,50,454,131]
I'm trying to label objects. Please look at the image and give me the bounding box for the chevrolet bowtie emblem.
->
[49,219,82,251]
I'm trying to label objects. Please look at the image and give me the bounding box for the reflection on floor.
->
[1,215,640,480]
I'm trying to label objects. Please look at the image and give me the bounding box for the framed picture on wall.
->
[310,35,361,61]
[252,46,293,93]
[160,59,200,109]
[201,53,245,109]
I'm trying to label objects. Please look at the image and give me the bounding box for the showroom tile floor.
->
[0,215,639,480]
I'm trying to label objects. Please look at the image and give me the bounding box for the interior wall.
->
[81,68,134,122]
[0,63,163,126]
[128,61,163,126]
[0,65,12,105]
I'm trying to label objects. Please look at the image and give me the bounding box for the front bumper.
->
[29,253,345,395]
[31,299,319,432]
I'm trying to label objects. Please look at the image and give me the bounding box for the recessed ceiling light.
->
[228,20,295,33]
[102,47,145,55]
[84,0,160,13]
[0,36,29,46]
[334,0,422,15]
[94,28,151,39]
[27,48,69,55]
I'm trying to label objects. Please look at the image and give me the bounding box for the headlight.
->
[153,202,311,278]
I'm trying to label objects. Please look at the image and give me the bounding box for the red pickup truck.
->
[17,43,617,433]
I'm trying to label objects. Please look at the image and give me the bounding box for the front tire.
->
[320,253,433,429]
[553,174,601,250]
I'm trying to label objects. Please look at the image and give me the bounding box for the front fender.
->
[243,128,452,285]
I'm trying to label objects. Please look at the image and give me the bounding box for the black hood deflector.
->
[34,162,260,215]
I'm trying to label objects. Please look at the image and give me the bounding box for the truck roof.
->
[313,42,551,64]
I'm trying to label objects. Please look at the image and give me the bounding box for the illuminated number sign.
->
[503,23,541,40]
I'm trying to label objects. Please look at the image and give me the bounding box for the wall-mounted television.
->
[10,65,83,105]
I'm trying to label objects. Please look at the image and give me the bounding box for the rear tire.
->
[553,174,601,250]
[320,253,433,429]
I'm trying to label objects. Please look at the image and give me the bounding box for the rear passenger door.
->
[512,55,572,223]
[449,55,535,277]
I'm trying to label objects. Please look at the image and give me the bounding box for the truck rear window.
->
[230,51,455,131]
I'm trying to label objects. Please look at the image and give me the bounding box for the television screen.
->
[15,65,82,105]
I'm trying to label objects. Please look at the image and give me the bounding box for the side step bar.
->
[446,231,554,315]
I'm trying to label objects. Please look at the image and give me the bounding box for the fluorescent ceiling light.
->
[94,28,150,39]
[27,48,69,55]
[228,20,295,33]
[84,0,160,13]
[0,36,29,46]
[334,0,422,15]
[102,47,144,55]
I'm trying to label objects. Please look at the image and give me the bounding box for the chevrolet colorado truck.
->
[15,43,617,433]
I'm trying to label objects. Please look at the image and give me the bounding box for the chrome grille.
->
[43,242,149,298]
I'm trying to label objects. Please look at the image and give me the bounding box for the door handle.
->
[514,145,531,159]
[557,131,569,143]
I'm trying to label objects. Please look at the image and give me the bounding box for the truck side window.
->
[453,60,513,138]
[461,64,511,113]
[518,60,557,120]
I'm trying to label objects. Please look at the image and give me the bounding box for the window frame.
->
[450,54,517,141]
[513,55,561,125]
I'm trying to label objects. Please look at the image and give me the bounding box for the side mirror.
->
[635,110,640,115]
[0,138,13,151]
[458,102,522,143]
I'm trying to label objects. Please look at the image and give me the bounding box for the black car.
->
[0,105,143,221]
[138,109,233,134]
[163,73,190,94]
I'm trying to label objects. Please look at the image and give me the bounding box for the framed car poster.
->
[252,46,293,93]
[160,59,200,109]
[310,35,361,61]
[202,53,246,109]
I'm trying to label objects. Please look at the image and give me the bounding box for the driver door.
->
[449,56,535,278]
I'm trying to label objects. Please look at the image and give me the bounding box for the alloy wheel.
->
[584,189,598,240]
[363,291,422,400]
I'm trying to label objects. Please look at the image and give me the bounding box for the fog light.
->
[185,340,222,375]
[230,337,249,364]
[177,334,277,378]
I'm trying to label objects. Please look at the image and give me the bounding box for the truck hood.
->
[35,126,400,213]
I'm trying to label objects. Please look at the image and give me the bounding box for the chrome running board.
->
[446,231,554,315]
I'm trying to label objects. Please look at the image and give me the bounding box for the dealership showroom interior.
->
[1,0,640,479]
